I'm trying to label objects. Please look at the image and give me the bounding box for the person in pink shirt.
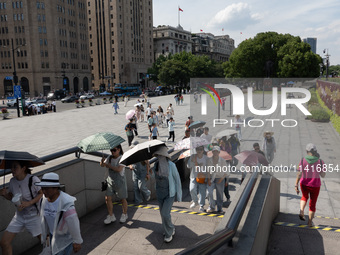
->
[295,143,326,227]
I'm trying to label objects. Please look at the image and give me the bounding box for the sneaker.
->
[164,228,175,243]
[217,209,224,214]
[146,194,151,201]
[206,208,214,213]
[104,214,116,224]
[199,206,205,212]
[190,202,198,209]
[120,213,128,223]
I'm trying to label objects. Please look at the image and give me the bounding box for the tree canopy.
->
[147,52,224,86]
[223,32,323,78]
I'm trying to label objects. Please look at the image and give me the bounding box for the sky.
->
[153,0,340,66]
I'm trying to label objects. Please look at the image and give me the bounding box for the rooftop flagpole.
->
[178,6,183,26]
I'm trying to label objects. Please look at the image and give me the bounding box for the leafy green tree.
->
[147,54,170,84]
[223,32,323,78]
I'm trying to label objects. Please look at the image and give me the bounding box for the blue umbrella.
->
[189,120,206,129]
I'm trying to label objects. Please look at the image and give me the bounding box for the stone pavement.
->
[2,91,340,254]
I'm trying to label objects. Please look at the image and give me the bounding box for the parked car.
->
[47,90,66,100]
[30,98,47,104]
[80,94,95,99]
[61,95,79,103]
[144,90,156,97]
[7,99,19,107]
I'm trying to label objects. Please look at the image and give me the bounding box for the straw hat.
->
[152,146,170,159]
[263,131,274,137]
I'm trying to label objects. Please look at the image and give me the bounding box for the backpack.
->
[28,176,40,214]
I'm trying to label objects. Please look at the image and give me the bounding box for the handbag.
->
[196,172,206,184]
[39,236,52,255]
[101,180,108,191]
[101,168,109,191]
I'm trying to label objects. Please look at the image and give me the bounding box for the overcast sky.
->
[153,0,340,66]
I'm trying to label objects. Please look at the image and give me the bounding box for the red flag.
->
[222,28,224,31]
[240,32,242,34]
[200,29,203,32]
[179,7,183,12]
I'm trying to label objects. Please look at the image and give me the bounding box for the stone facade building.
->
[87,0,153,91]
[0,0,91,97]
[153,25,192,60]
[191,33,234,62]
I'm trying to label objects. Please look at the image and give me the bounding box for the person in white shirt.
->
[36,173,83,255]
[200,127,212,143]
[167,117,175,142]
[206,146,228,213]
[187,146,209,212]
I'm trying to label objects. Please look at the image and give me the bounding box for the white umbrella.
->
[119,140,166,166]
[216,129,238,138]
[174,137,210,150]
[134,103,143,107]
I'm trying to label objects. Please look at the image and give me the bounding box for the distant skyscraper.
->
[303,38,317,54]
[87,0,153,91]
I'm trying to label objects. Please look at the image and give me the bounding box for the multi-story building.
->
[87,0,153,91]
[153,25,192,60]
[192,33,234,62]
[0,0,91,97]
[303,37,317,54]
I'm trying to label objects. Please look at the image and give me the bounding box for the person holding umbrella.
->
[152,146,182,243]
[0,160,43,255]
[100,144,128,224]
[125,119,135,147]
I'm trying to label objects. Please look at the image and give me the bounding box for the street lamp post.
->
[323,49,330,80]
[11,38,20,117]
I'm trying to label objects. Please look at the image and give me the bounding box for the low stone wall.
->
[317,80,340,115]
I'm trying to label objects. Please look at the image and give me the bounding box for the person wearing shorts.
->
[100,144,128,224]
[0,160,43,255]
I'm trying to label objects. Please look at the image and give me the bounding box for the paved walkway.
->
[2,92,340,254]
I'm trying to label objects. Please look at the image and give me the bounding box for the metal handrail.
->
[177,170,259,255]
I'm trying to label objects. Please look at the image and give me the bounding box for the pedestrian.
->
[221,97,226,111]
[253,142,265,156]
[194,93,198,103]
[131,115,138,136]
[295,143,326,227]
[140,105,145,122]
[150,123,159,140]
[235,115,243,141]
[165,110,171,127]
[167,103,174,116]
[125,119,135,146]
[112,100,119,114]
[187,146,208,212]
[262,131,276,164]
[0,161,43,255]
[180,95,183,105]
[185,116,192,131]
[182,129,190,140]
[51,100,56,112]
[147,112,155,133]
[124,96,128,107]
[167,117,175,142]
[200,127,212,143]
[228,134,240,167]
[152,146,182,243]
[128,142,152,205]
[35,173,83,254]
[206,146,228,213]
[100,145,128,224]
[135,106,141,122]
[146,105,153,119]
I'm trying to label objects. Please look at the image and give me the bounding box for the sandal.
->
[299,210,305,221]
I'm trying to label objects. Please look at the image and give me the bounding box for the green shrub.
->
[311,108,330,121]
[308,89,318,105]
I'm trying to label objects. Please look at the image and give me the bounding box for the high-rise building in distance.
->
[303,37,317,54]
[87,0,153,91]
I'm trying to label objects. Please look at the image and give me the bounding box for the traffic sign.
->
[5,76,13,80]
[13,85,22,98]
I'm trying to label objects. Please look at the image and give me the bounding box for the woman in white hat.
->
[35,172,83,255]
[0,161,43,255]
[152,146,182,243]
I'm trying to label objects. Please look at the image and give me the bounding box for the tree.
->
[223,32,323,78]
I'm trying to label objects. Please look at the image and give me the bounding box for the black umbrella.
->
[0,150,45,185]
[119,140,166,166]
[188,120,206,129]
